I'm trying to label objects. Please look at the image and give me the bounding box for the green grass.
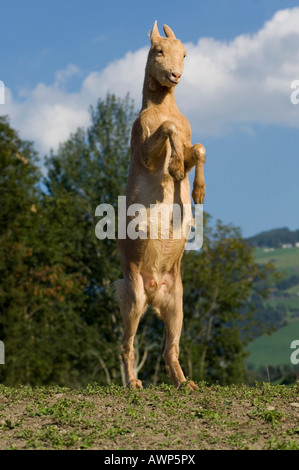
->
[0,383,298,450]
[254,247,299,271]
[247,248,299,373]
[285,284,299,295]
[246,321,299,369]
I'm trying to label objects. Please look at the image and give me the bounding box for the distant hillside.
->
[246,227,299,248]
[247,245,299,385]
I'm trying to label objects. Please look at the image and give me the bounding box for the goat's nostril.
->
[171,72,181,80]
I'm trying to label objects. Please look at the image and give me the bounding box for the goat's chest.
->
[144,109,191,142]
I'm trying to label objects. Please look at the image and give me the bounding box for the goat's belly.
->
[139,236,183,280]
[119,203,192,269]
[136,202,192,239]
[143,237,185,266]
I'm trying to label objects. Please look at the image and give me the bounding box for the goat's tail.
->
[112,279,126,303]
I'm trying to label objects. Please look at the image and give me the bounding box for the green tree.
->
[0,116,89,386]
[0,115,41,384]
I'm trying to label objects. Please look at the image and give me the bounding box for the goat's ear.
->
[150,20,160,43]
[163,24,176,39]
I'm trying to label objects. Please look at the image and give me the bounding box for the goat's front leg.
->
[143,121,185,181]
[184,143,206,204]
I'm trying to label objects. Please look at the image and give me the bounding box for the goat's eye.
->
[157,49,163,55]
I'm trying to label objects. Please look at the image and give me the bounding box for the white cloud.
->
[2,8,299,154]
[177,8,299,135]
[80,47,147,107]
[55,64,80,85]
[4,82,91,155]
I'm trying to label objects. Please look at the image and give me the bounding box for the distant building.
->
[296,242,299,248]
[281,243,293,249]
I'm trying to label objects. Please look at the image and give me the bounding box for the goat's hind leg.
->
[120,280,147,389]
[160,282,198,391]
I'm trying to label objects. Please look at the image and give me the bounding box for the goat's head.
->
[146,21,186,90]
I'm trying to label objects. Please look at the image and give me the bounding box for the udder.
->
[141,270,175,296]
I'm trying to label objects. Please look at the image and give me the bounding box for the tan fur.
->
[117,21,206,390]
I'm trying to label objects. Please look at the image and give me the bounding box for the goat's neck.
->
[142,73,178,112]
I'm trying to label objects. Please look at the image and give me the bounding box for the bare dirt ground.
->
[0,382,298,450]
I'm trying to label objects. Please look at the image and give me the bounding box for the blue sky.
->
[1,0,299,237]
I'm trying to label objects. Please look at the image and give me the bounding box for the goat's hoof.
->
[178,380,199,392]
[169,153,185,181]
[192,185,205,204]
[186,380,199,391]
[169,165,185,181]
[173,171,185,181]
[127,379,143,390]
